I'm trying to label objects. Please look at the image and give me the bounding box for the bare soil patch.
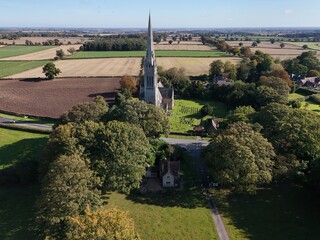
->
[4,58,142,78]
[1,45,82,60]
[157,57,241,76]
[0,78,120,118]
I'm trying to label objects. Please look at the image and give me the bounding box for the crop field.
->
[286,42,320,51]
[0,61,50,78]
[68,50,229,59]
[0,77,121,118]
[0,36,89,45]
[154,43,213,51]
[1,44,82,60]
[226,41,313,60]
[0,45,54,59]
[157,57,241,76]
[4,58,142,78]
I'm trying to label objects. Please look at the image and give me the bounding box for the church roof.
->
[159,87,173,99]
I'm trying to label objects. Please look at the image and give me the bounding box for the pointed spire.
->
[147,12,154,56]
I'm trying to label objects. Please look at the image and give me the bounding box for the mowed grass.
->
[0,46,53,58]
[289,93,320,114]
[0,113,55,126]
[0,185,39,240]
[106,152,218,240]
[169,99,228,134]
[0,61,50,78]
[213,185,320,240]
[68,50,229,59]
[0,127,48,169]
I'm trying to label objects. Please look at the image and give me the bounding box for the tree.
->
[42,62,61,80]
[240,46,252,58]
[37,154,101,239]
[239,42,243,47]
[107,100,170,138]
[56,49,65,59]
[209,60,224,79]
[200,104,213,116]
[231,47,240,56]
[302,44,309,49]
[270,39,275,44]
[251,41,257,47]
[203,122,275,192]
[60,96,108,125]
[223,61,237,80]
[280,42,285,48]
[226,106,255,124]
[256,39,261,44]
[120,75,137,94]
[67,206,139,240]
[67,47,76,55]
[158,67,191,94]
[168,40,173,44]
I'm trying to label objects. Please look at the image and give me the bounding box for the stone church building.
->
[140,14,174,110]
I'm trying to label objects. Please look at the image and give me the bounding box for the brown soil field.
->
[1,44,82,60]
[0,77,120,118]
[0,37,88,45]
[226,41,315,60]
[157,57,241,76]
[4,58,142,78]
[154,43,213,51]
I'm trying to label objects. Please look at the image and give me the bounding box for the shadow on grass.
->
[0,137,47,169]
[0,185,39,240]
[215,185,320,240]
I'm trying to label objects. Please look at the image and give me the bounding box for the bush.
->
[291,100,302,108]
[200,104,213,116]
[309,94,320,104]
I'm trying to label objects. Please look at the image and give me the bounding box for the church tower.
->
[144,13,161,106]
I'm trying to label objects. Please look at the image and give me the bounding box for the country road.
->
[162,138,230,240]
[0,117,53,131]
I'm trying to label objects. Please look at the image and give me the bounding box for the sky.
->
[1,0,320,28]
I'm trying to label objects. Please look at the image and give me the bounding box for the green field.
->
[0,46,53,59]
[289,93,320,114]
[0,128,48,169]
[169,99,228,134]
[68,50,229,59]
[286,42,320,51]
[213,185,320,240]
[0,61,50,78]
[106,151,218,240]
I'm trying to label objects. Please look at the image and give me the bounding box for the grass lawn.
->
[0,46,53,59]
[0,127,48,169]
[0,61,50,78]
[0,185,39,240]
[169,99,228,134]
[106,151,218,240]
[212,185,320,240]
[289,93,320,114]
[68,50,229,59]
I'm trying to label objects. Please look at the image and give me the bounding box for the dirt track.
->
[0,77,120,118]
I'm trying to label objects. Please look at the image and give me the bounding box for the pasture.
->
[0,61,50,78]
[169,99,228,134]
[68,50,229,59]
[4,58,141,78]
[0,46,53,59]
[0,77,121,118]
[289,93,320,114]
[158,57,241,76]
[1,44,81,61]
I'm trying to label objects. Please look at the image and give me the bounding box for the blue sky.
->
[1,0,320,28]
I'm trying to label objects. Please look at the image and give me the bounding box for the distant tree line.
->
[80,38,147,51]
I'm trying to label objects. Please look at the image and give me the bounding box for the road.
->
[162,138,230,240]
[0,117,53,131]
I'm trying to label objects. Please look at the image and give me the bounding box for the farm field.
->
[226,41,315,60]
[0,127,48,169]
[0,45,53,59]
[0,77,121,118]
[169,99,228,134]
[213,185,320,240]
[0,36,89,45]
[4,58,141,78]
[1,44,81,60]
[154,43,213,51]
[68,50,229,59]
[0,61,50,78]
[286,42,320,51]
[157,57,241,76]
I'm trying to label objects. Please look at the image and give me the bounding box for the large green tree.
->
[203,122,275,192]
[43,62,61,80]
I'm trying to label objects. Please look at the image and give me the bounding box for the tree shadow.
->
[0,137,47,169]
[215,185,320,240]
[19,78,47,82]
[88,92,118,102]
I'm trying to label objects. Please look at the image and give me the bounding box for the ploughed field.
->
[0,77,120,118]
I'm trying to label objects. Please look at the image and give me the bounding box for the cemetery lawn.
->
[169,99,228,134]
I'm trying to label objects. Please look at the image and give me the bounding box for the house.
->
[160,160,180,188]
[140,13,174,111]
[213,76,234,86]
[296,77,320,88]
[206,118,220,134]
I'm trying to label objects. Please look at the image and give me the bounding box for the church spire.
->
[147,12,155,59]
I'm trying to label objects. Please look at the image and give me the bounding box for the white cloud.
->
[284,9,294,14]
